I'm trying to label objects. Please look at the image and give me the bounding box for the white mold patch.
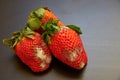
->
[63,47,82,62]
[36,47,46,60]
[40,62,46,68]
[35,47,51,68]
[69,51,78,62]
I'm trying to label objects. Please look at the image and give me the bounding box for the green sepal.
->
[3,39,14,48]
[29,11,36,18]
[66,25,82,34]
[42,19,60,44]
[12,38,19,48]
[3,27,35,49]
[27,18,41,30]
[46,34,51,44]
[42,32,51,44]
[34,8,45,19]
[43,7,51,11]
[23,27,35,39]
[27,7,46,31]
[43,19,59,30]
[12,32,20,36]
[26,35,34,39]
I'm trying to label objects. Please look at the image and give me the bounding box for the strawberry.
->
[42,20,88,69]
[3,27,52,72]
[27,7,64,34]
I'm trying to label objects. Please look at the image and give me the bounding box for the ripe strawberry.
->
[42,20,88,69]
[27,7,64,34]
[3,27,52,72]
[49,27,88,69]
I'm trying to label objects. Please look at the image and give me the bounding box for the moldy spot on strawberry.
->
[34,47,51,68]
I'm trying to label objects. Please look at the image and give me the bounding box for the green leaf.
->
[42,32,48,42]
[51,25,60,31]
[52,19,59,26]
[23,27,35,39]
[12,38,19,48]
[42,32,51,44]
[43,7,50,11]
[29,11,36,18]
[25,27,35,35]
[48,18,59,26]
[43,19,60,31]
[26,35,34,39]
[46,35,51,44]
[27,18,41,30]
[42,31,47,39]
[3,39,13,47]
[12,32,20,36]
[34,8,45,18]
[66,25,82,34]
[3,38,18,48]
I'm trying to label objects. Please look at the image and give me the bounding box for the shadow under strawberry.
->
[51,56,87,79]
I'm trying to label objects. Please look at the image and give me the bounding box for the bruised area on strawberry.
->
[3,27,52,72]
[41,19,88,70]
[27,7,64,34]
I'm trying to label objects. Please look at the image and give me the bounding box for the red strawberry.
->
[3,27,52,72]
[42,20,88,69]
[27,7,64,34]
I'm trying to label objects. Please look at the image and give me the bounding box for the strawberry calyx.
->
[41,19,60,44]
[27,7,46,30]
[27,7,54,31]
[3,27,35,48]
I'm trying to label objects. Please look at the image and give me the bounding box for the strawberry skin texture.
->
[48,27,88,69]
[14,33,52,72]
[40,9,64,26]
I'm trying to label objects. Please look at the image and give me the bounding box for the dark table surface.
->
[0,0,120,80]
